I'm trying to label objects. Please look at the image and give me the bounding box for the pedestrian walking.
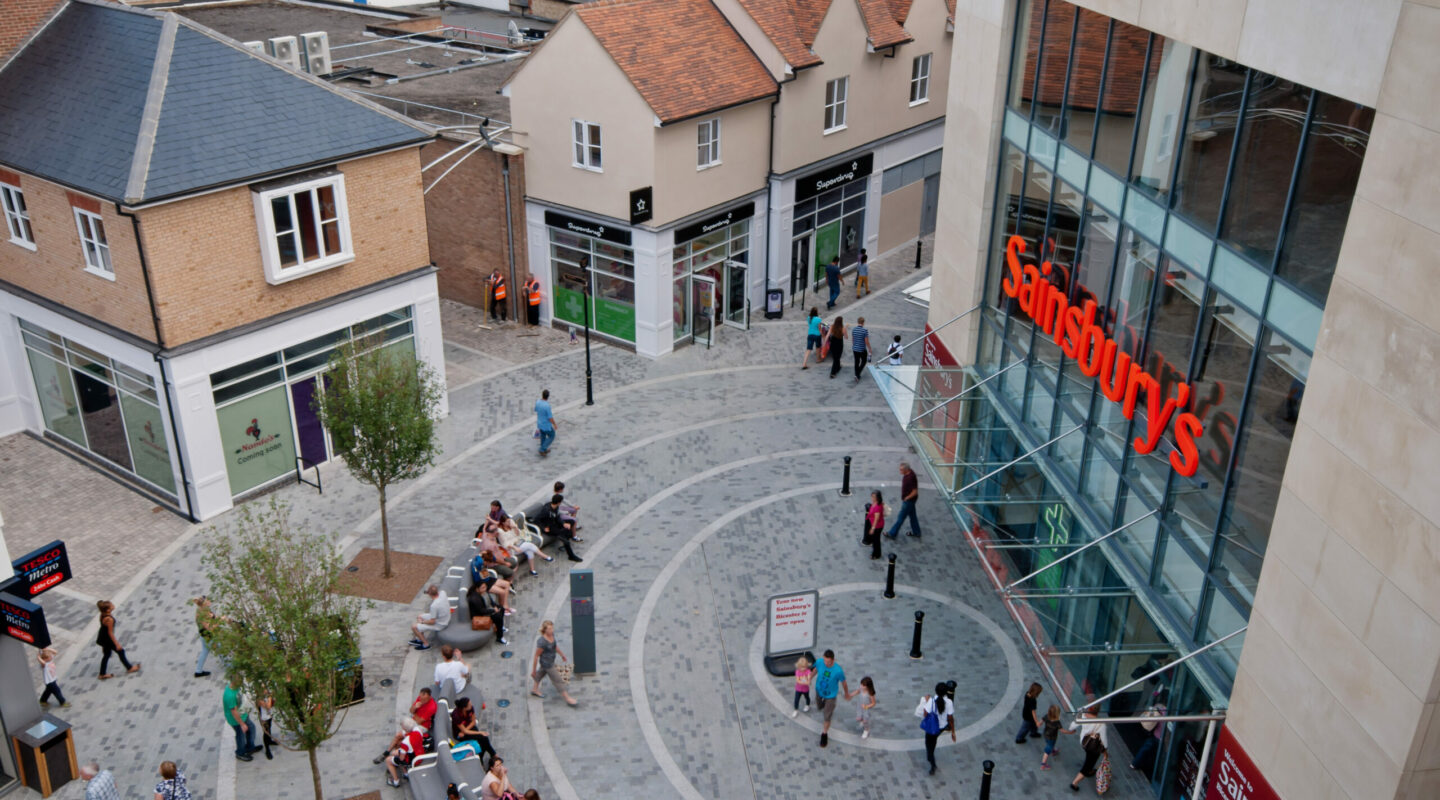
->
[489,269,509,322]
[825,256,843,309]
[409,584,451,651]
[529,620,578,706]
[851,317,871,382]
[886,462,922,538]
[524,272,542,326]
[536,494,583,562]
[1015,682,1043,743]
[855,249,870,297]
[154,761,193,800]
[887,334,904,365]
[791,655,813,718]
[915,683,956,775]
[37,646,69,709]
[224,675,261,762]
[94,600,139,679]
[1040,704,1070,769]
[1129,701,1165,773]
[80,762,120,800]
[866,491,886,560]
[813,649,850,747]
[257,691,277,760]
[854,676,876,739]
[1069,709,1109,792]
[534,389,557,456]
[800,307,823,370]
[191,595,217,678]
[827,316,846,378]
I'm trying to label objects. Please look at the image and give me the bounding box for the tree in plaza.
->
[201,499,365,800]
[314,338,443,578]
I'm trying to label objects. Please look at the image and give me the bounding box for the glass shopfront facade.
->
[547,218,637,345]
[672,205,753,346]
[208,307,415,497]
[890,2,1372,797]
[19,320,177,498]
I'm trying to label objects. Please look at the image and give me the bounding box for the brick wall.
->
[138,147,431,346]
[1020,1,1159,114]
[529,0,576,22]
[0,0,65,65]
[0,171,157,341]
[422,138,529,312]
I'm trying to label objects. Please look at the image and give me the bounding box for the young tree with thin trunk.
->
[201,500,366,800]
[314,339,443,578]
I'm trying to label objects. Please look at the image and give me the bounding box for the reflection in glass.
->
[1130,38,1193,197]
[1007,0,1040,116]
[74,370,133,471]
[1091,21,1151,176]
[1220,72,1311,264]
[1030,0,1076,138]
[1274,93,1373,303]
[1060,9,1109,153]
[988,145,1028,311]
[1172,55,1247,232]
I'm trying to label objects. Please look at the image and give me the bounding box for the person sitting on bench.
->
[535,493,583,563]
[467,583,508,646]
[552,482,582,536]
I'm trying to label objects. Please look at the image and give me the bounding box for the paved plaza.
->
[5,239,1150,800]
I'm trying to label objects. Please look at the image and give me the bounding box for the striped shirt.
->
[851,325,870,352]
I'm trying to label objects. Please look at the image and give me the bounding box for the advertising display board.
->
[765,590,818,657]
[1207,726,1280,800]
[0,592,51,648]
[8,540,72,598]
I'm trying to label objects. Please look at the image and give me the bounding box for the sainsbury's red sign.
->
[1001,235,1205,477]
[1207,726,1280,800]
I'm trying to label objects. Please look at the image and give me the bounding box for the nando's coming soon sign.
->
[1002,235,1205,477]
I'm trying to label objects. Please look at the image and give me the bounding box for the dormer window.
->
[253,173,352,284]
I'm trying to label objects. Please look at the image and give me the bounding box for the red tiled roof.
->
[856,0,914,48]
[735,0,823,69]
[889,0,916,23]
[576,0,778,124]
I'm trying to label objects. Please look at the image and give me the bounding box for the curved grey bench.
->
[515,509,557,548]
[434,587,494,653]
[405,754,446,800]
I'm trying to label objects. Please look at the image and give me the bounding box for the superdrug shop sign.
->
[544,210,632,246]
[9,540,72,598]
[796,153,874,202]
[675,202,755,245]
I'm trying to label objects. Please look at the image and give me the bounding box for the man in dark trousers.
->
[887,461,922,538]
[536,493,583,562]
[488,269,508,322]
[824,256,843,309]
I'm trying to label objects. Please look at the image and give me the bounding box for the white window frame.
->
[2,184,35,250]
[253,173,353,285]
[572,119,603,172]
[910,53,932,105]
[74,208,113,279]
[824,77,848,133]
[697,117,722,169]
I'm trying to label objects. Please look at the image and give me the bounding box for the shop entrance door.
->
[921,174,940,236]
[692,275,717,347]
[723,260,748,329]
[789,233,811,299]
[290,375,330,468]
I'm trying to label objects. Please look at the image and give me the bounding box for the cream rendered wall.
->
[771,0,952,175]
[506,16,656,222]
[927,0,1009,364]
[710,0,789,78]
[651,100,771,227]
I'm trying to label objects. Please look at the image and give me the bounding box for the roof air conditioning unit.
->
[507,20,523,45]
[301,31,331,76]
[267,36,300,70]
[242,40,265,55]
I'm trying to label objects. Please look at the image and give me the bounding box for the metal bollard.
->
[980,759,995,800]
[914,240,923,270]
[839,455,852,497]
[909,610,924,659]
[884,554,897,598]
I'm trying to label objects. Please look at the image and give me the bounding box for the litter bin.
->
[11,714,76,798]
[765,289,784,319]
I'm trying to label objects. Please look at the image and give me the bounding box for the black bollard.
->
[884,554,897,598]
[909,610,924,659]
[914,240,923,270]
[980,759,994,800]
[839,455,852,497]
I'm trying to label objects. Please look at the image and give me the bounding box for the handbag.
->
[1095,753,1113,794]
[1083,732,1104,755]
[557,662,573,684]
[919,699,942,735]
[470,615,493,631]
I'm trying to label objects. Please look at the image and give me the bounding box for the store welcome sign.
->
[1001,235,1205,477]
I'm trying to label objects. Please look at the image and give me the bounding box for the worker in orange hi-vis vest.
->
[524,273,542,327]
[488,269,508,323]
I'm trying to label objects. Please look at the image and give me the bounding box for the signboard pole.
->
[1193,718,1217,800]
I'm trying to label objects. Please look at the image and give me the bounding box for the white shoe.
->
[791,709,798,718]
[862,730,870,739]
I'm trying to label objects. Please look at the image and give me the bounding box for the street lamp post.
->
[583,283,595,406]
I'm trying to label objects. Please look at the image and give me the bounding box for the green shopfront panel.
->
[216,386,296,496]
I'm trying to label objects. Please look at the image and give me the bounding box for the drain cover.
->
[497,699,510,708]
[379,678,394,687]
[500,651,513,658]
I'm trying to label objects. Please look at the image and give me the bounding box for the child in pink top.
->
[792,655,814,718]
[867,491,886,560]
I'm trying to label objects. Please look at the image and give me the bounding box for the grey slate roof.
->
[0,0,431,204]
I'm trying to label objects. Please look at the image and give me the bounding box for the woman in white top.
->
[495,516,552,576]
[914,682,955,775]
[1069,709,1109,791]
[479,756,514,800]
